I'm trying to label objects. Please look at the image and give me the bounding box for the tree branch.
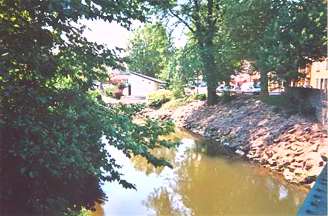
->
[168,8,195,33]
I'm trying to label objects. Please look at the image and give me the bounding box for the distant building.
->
[299,58,328,90]
[109,70,166,97]
[298,59,328,130]
[310,59,328,90]
[230,72,260,87]
[127,72,166,97]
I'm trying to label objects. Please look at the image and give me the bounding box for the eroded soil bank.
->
[140,96,328,186]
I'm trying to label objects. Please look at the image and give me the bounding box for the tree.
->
[223,0,277,93]
[158,0,226,105]
[224,0,327,93]
[169,42,202,84]
[263,0,326,83]
[0,0,176,215]
[127,22,173,78]
[166,31,239,95]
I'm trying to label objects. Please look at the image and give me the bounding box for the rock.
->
[141,96,328,185]
[283,169,295,181]
[294,151,304,157]
[304,127,312,133]
[282,161,291,167]
[268,158,277,166]
[321,153,328,162]
[304,162,313,170]
[302,175,316,184]
[309,144,319,152]
[288,128,296,134]
[235,149,245,156]
[229,142,242,148]
[273,138,280,143]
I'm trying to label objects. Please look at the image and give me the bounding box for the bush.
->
[147,89,174,108]
[193,93,207,101]
[260,95,299,115]
[219,92,235,103]
[114,89,124,99]
[161,98,191,110]
[104,85,116,97]
[170,80,185,99]
[118,82,126,90]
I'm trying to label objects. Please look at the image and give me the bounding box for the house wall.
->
[310,59,328,90]
[126,74,161,97]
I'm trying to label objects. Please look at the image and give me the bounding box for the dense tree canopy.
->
[164,0,223,105]
[154,0,245,104]
[127,22,173,78]
[0,0,176,215]
[153,0,326,96]
[224,0,327,92]
[1,0,326,213]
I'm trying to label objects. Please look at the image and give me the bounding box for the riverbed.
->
[93,129,307,216]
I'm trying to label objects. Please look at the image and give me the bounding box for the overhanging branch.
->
[168,8,195,33]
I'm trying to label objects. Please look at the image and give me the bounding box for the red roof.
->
[110,75,128,84]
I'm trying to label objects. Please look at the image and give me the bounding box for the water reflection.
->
[93,130,306,216]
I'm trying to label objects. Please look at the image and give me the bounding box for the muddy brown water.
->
[93,129,307,216]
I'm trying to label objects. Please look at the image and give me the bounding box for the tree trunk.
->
[260,70,269,95]
[192,0,217,105]
[204,57,218,105]
[200,40,217,105]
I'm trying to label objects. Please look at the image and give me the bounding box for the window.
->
[316,78,319,88]
[320,79,324,89]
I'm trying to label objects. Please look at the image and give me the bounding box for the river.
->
[93,129,307,216]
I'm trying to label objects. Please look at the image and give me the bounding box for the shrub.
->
[170,80,185,99]
[219,92,235,103]
[260,95,298,115]
[193,93,207,101]
[147,89,174,108]
[114,89,124,99]
[104,85,116,97]
[118,82,126,90]
[161,98,190,110]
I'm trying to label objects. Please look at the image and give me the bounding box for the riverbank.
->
[140,96,328,186]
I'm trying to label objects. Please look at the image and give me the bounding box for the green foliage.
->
[218,92,235,103]
[193,93,207,101]
[159,0,243,105]
[168,43,203,85]
[65,208,92,216]
[147,89,174,108]
[0,0,176,215]
[260,95,298,114]
[224,0,327,91]
[127,22,173,78]
[284,71,305,82]
[170,78,185,99]
[260,95,291,107]
[104,86,116,97]
[161,97,192,110]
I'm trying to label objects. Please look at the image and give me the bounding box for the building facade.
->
[310,59,328,90]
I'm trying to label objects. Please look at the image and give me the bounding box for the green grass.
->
[147,89,174,108]
[161,97,192,110]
